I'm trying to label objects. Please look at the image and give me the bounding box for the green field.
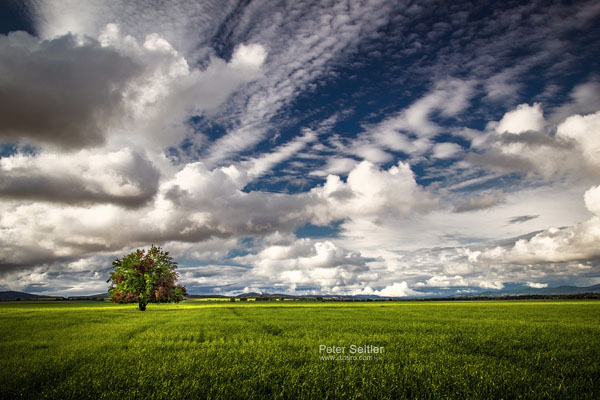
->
[1,300,599,399]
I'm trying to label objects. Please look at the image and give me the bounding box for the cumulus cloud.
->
[0,25,268,152]
[584,185,600,216]
[27,0,238,59]
[236,238,370,290]
[0,158,437,271]
[98,25,268,149]
[147,162,312,241]
[432,142,463,159]
[526,282,548,289]
[495,103,545,134]
[470,106,600,179]
[480,185,600,264]
[414,274,504,290]
[309,161,435,224]
[549,81,600,126]
[556,110,600,173]
[373,282,420,297]
[230,43,267,70]
[0,161,306,269]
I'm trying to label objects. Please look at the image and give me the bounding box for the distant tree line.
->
[5,292,600,302]
[226,293,600,302]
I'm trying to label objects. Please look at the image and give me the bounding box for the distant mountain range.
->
[2,284,600,301]
[0,291,109,300]
[0,291,53,300]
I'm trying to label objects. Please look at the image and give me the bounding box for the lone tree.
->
[107,245,187,311]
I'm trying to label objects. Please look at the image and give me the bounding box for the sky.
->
[1,0,600,297]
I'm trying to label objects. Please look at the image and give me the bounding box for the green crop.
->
[1,300,599,399]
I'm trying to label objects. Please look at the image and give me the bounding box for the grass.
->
[1,300,599,399]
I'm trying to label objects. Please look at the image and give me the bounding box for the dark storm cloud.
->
[465,131,574,174]
[0,31,141,150]
[0,149,160,208]
[508,215,539,224]
[493,131,572,149]
[466,151,535,174]
[452,191,505,213]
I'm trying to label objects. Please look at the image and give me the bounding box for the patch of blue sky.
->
[0,1,33,35]
[0,143,18,158]
[295,221,344,239]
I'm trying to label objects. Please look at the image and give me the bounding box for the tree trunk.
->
[138,302,147,311]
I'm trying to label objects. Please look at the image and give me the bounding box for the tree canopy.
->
[107,245,187,310]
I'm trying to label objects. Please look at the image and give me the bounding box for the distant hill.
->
[236,292,263,298]
[0,291,56,300]
[0,291,109,300]
[68,293,110,300]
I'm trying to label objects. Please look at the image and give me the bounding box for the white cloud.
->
[0,160,310,268]
[432,142,463,159]
[28,0,236,60]
[472,106,600,179]
[200,0,398,166]
[0,159,432,269]
[420,274,468,288]
[230,43,267,70]
[352,145,393,164]
[0,27,267,152]
[367,79,474,156]
[310,157,358,177]
[103,27,267,150]
[342,78,474,164]
[526,282,548,289]
[244,129,317,179]
[414,275,503,290]
[309,161,435,224]
[549,81,600,126]
[395,79,474,137]
[479,185,600,264]
[236,238,370,290]
[556,110,600,173]
[374,282,419,297]
[177,264,251,292]
[584,185,600,216]
[326,178,593,295]
[478,281,505,290]
[496,103,545,134]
